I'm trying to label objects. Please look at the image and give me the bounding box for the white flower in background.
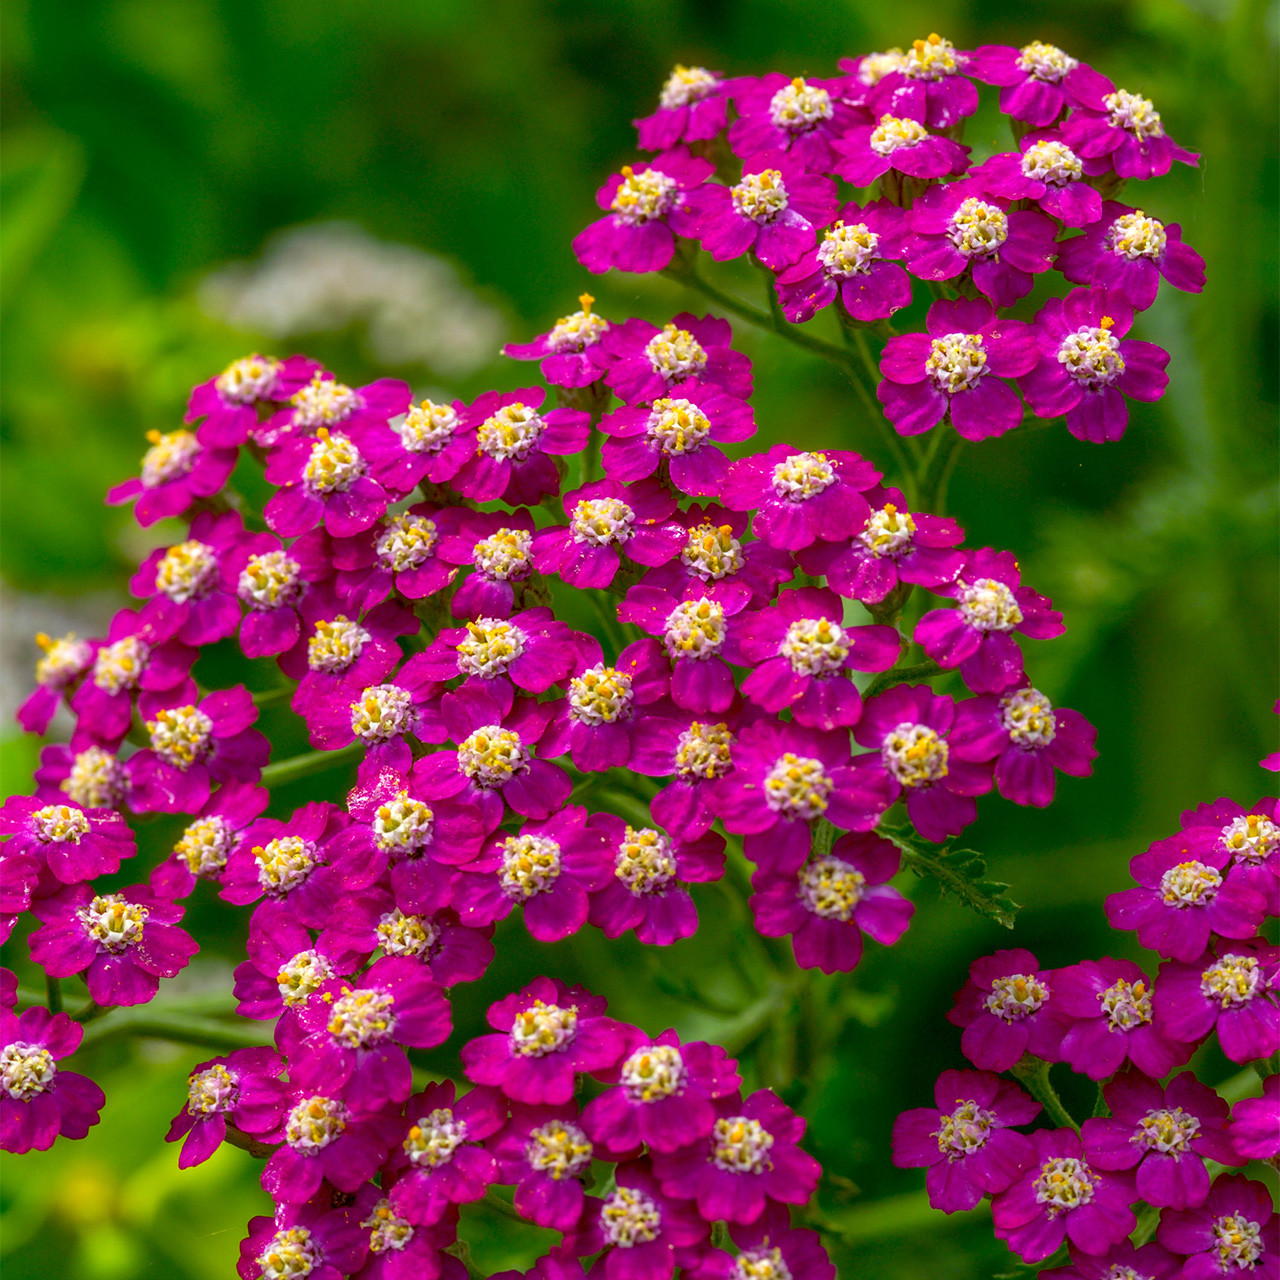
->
[200,222,505,377]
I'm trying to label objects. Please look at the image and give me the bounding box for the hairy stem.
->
[261,742,364,789]
[1011,1055,1080,1134]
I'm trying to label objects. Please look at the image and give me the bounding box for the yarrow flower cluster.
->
[893,731,1279,1273]
[1,32,1218,1280]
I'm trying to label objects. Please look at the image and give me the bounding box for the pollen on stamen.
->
[675,720,735,779]
[146,704,215,770]
[611,167,679,225]
[731,168,789,223]
[569,665,634,725]
[659,64,719,109]
[600,1185,663,1246]
[663,598,727,661]
[615,827,678,895]
[473,527,534,581]
[548,293,610,352]
[882,722,950,788]
[499,833,563,901]
[769,77,833,131]
[870,114,931,155]
[307,615,371,674]
[155,540,219,603]
[948,198,1009,258]
[376,513,438,572]
[477,402,545,462]
[763,752,833,820]
[712,1115,775,1173]
[648,397,712,455]
[959,578,1023,632]
[860,504,917,557]
[238,550,304,610]
[255,836,320,895]
[902,33,961,80]
[303,427,366,495]
[509,1000,578,1057]
[771,451,837,501]
[818,220,882,277]
[644,324,707,381]
[141,429,200,487]
[349,684,415,743]
[681,522,744,579]
[456,618,526,679]
[525,1119,593,1180]
[395,399,457,453]
[290,374,358,429]
[457,725,529,787]
[175,815,235,878]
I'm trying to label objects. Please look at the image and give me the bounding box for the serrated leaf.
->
[882,829,1021,928]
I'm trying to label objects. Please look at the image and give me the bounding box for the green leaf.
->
[882,827,1021,929]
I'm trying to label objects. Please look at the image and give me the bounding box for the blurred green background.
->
[1,0,1276,1276]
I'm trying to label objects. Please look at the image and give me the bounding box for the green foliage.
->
[885,828,1021,930]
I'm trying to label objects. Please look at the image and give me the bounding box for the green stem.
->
[251,685,293,711]
[261,742,363,789]
[45,975,63,1015]
[79,1008,271,1052]
[863,659,942,701]
[813,1187,990,1242]
[1011,1055,1080,1133]
[661,261,861,370]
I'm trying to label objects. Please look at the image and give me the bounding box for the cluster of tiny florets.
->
[0,32,1217,1280]
[893,728,1278,1273]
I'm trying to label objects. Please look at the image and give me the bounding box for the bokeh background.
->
[1,0,1276,1276]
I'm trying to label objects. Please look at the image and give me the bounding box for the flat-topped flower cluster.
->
[579,34,1202,445]
[0,31,1218,1280]
[893,733,1279,1276]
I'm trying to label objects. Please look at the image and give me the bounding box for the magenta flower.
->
[850,685,993,844]
[651,1088,821,1225]
[221,800,368,929]
[587,814,725,946]
[915,548,1065,694]
[232,915,346,1025]
[226,528,333,660]
[798,486,964,605]
[950,685,1097,807]
[341,762,485,907]
[460,977,629,1106]
[35,743,131,811]
[0,848,39,942]
[582,1029,740,1158]
[260,1087,400,1202]
[968,42,1110,128]
[878,297,1039,439]
[991,1128,1136,1263]
[452,808,613,944]
[1230,1074,1280,1161]
[319,891,492,989]
[30,881,198,1006]
[905,183,1058,308]
[832,113,969,186]
[410,608,586,702]
[1171,796,1280,900]
[713,720,890,874]
[330,505,457,613]
[775,200,913,325]
[1052,958,1193,1082]
[728,74,863,169]
[130,510,247,648]
[1061,82,1198,180]
[573,148,712,274]
[721,443,880,550]
[127,685,269,815]
[187,353,321,446]
[264,425,392,538]
[635,65,732,151]
[600,313,752,405]
[1105,834,1267,963]
[629,713,742,840]
[639,504,792,606]
[412,687,571,831]
[751,832,913,973]
[69,608,197,746]
[257,373,412,447]
[165,1047,287,1169]
[685,1203,835,1280]
[356,397,471,495]
[106,428,237,526]
[1082,1071,1239,1211]
[386,1081,505,1226]
[688,151,837,271]
[568,1159,709,1278]
[1038,1241,1182,1280]
[737,586,900,729]
[599,380,755,496]
[534,477,683,590]
[503,293,613,389]
[436,509,539,620]
[617,586,749,716]
[864,34,977,127]
[0,1005,104,1153]
[1022,288,1170,443]
[349,1190,457,1280]
[972,132,1107,228]
[16,631,96,735]
[1056,202,1206,311]
[237,1196,370,1280]
[1153,943,1280,1063]
[946,948,1069,1071]
[302,668,446,773]
[489,1102,596,1230]
[891,1068,1039,1212]
[452,387,591,507]
[1156,1174,1277,1279]
[0,794,134,884]
[286,958,452,1111]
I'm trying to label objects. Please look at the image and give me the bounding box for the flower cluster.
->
[578,36,1201,445]
[893,729,1279,1274]
[1,32,1210,1280]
